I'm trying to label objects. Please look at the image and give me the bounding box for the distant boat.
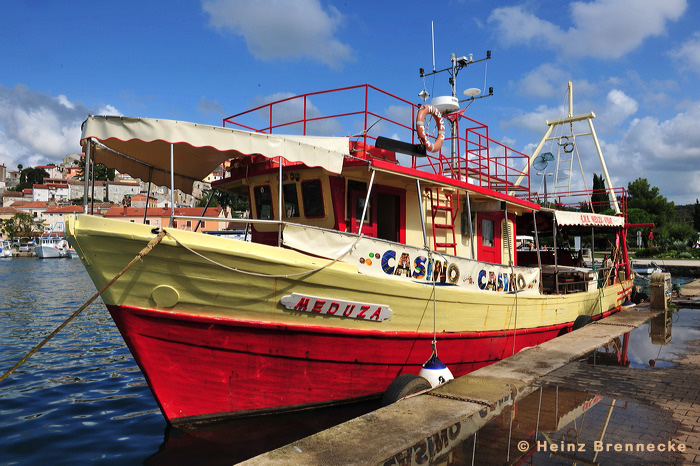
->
[36,223,71,259]
[0,240,12,258]
[632,261,665,275]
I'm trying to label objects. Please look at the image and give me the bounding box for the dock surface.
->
[245,307,684,464]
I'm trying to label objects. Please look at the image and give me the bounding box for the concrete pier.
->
[634,259,700,277]
[245,307,663,465]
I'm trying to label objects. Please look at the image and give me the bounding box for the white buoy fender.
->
[419,354,454,388]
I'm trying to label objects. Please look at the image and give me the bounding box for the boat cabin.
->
[79,84,631,296]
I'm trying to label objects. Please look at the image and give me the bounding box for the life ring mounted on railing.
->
[416,105,445,153]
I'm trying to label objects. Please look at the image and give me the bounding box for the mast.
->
[514,82,622,215]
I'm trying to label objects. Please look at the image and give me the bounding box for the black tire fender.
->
[572,315,593,330]
[381,374,431,406]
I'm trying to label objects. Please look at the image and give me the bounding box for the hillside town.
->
[0,155,243,244]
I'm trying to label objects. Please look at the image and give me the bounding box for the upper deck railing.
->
[223,84,531,194]
[518,187,628,219]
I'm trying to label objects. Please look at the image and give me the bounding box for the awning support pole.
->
[278,157,283,247]
[169,144,175,227]
[533,210,543,293]
[83,140,91,214]
[143,167,153,224]
[466,191,475,259]
[90,151,96,215]
[357,169,375,235]
[194,190,215,232]
[553,217,559,293]
[416,180,428,249]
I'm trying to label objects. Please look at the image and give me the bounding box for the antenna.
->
[431,21,436,72]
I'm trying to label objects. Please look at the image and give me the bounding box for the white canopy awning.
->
[554,210,624,228]
[80,115,349,194]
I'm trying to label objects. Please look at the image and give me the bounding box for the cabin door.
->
[349,189,378,238]
[348,184,405,242]
[477,212,502,264]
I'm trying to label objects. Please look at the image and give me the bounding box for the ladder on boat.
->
[427,187,458,255]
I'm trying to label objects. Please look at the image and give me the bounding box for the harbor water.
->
[1,258,698,464]
[0,258,378,464]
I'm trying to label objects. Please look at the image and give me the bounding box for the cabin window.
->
[283,183,300,218]
[301,179,324,218]
[254,185,273,220]
[482,219,494,247]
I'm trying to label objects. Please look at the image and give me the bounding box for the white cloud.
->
[599,89,638,127]
[97,104,122,116]
[671,32,700,75]
[517,64,569,99]
[0,84,120,171]
[488,0,687,59]
[502,103,566,135]
[202,0,354,69]
[601,101,700,204]
[56,94,75,110]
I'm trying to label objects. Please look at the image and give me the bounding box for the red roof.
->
[33,183,68,189]
[23,189,32,194]
[0,206,29,214]
[108,181,140,186]
[11,201,48,209]
[103,206,222,217]
[68,179,106,185]
[45,205,84,214]
[3,191,23,197]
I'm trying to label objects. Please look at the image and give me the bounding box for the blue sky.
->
[1,0,699,204]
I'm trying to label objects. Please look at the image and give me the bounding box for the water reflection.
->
[381,382,685,465]
[146,399,382,464]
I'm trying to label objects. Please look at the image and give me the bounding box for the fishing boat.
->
[65,54,633,424]
[36,223,71,259]
[0,240,12,258]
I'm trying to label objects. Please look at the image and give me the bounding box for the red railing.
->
[520,187,628,220]
[223,84,531,194]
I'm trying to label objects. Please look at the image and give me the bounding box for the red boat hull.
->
[108,305,620,423]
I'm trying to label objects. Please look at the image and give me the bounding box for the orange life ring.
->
[416,105,445,153]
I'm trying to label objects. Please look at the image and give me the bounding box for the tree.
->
[627,177,696,247]
[591,173,610,212]
[694,199,700,232]
[14,167,49,191]
[0,213,45,240]
[76,156,115,181]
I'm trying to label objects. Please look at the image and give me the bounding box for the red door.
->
[477,212,503,264]
[350,190,377,238]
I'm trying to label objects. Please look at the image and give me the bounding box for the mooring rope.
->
[0,230,167,384]
[163,229,362,279]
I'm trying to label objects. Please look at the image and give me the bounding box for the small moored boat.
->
[36,223,71,259]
